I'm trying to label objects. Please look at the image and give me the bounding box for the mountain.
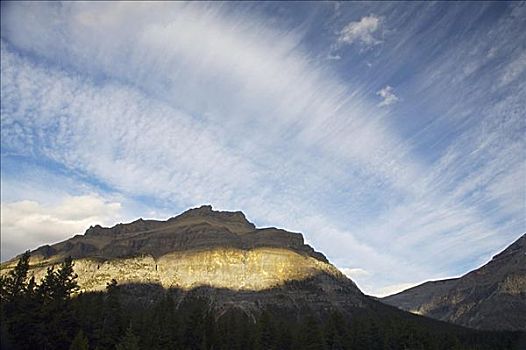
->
[1,205,366,315]
[382,234,526,331]
[2,206,525,349]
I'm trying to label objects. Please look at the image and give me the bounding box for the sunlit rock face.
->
[15,247,343,293]
[1,205,363,312]
[382,234,526,331]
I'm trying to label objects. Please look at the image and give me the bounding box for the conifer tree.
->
[70,330,90,350]
[299,314,326,350]
[97,279,124,348]
[35,256,80,349]
[0,251,30,302]
[255,310,275,350]
[116,325,140,350]
[38,266,57,302]
[55,256,79,300]
[38,256,78,302]
[0,251,39,350]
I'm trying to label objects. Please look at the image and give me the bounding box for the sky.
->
[1,2,525,297]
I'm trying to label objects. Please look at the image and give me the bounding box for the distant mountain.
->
[382,234,526,331]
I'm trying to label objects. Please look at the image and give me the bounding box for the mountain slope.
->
[382,234,526,331]
[1,205,366,315]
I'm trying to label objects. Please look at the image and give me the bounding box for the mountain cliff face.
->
[382,234,526,331]
[1,205,365,315]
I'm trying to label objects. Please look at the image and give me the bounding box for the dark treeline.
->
[1,254,524,350]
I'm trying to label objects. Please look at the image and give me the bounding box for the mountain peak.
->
[181,204,214,214]
[83,205,257,238]
[167,205,257,236]
[18,205,328,264]
[172,205,256,232]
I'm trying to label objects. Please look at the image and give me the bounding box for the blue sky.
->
[1,2,524,296]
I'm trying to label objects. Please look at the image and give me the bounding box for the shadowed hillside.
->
[382,234,526,331]
[1,253,524,350]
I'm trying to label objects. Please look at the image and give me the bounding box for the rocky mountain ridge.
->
[1,205,365,315]
[20,205,327,264]
[382,233,526,331]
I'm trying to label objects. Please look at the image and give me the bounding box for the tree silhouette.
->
[70,330,89,350]
[0,251,30,302]
[38,256,78,302]
[116,325,140,350]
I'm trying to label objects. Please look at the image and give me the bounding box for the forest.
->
[1,253,523,350]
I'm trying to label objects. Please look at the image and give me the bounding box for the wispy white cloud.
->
[340,267,370,279]
[375,282,421,298]
[499,51,526,86]
[0,29,410,280]
[338,15,383,47]
[0,30,424,292]
[376,85,399,107]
